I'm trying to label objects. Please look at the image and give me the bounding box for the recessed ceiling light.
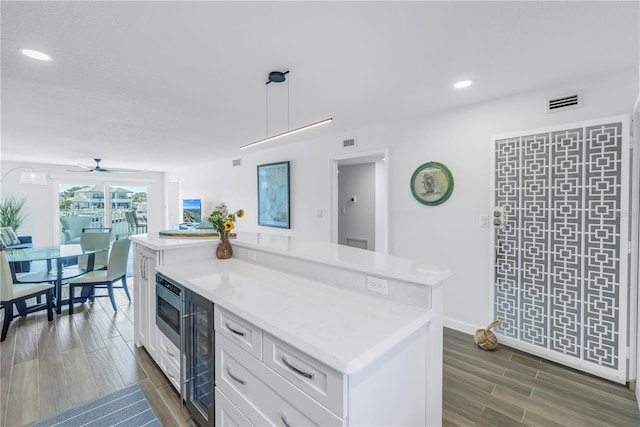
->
[454,80,472,89]
[19,48,52,61]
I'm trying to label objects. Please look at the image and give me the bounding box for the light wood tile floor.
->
[0,283,195,427]
[2,285,639,426]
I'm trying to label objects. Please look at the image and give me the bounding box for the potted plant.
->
[0,195,26,232]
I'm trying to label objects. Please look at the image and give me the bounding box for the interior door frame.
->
[489,114,635,384]
[330,148,389,254]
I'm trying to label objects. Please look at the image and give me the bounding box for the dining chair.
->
[0,251,54,342]
[126,210,147,234]
[60,216,92,244]
[67,238,131,314]
[133,212,147,233]
[78,229,111,271]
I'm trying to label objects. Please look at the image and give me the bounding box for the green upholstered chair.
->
[67,238,131,313]
[78,229,111,272]
[0,251,54,342]
[60,216,92,244]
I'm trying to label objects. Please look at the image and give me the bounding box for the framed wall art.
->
[257,161,290,228]
[410,161,454,206]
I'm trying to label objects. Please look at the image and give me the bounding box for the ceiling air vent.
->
[232,158,241,167]
[343,137,357,149]
[545,91,583,113]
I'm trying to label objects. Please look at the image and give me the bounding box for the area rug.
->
[30,383,161,427]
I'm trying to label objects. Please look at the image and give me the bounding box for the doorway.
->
[331,149,388,253]
[490,116,633,384]
[58,181,148,277]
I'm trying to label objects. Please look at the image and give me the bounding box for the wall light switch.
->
[479,214,489,228]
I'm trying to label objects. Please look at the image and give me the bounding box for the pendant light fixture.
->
[0,166,47,185]
[240,70,332,150]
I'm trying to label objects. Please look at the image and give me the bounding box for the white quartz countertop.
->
[134,232,451,286]
[156,258,434,375]
[131,233,218,250]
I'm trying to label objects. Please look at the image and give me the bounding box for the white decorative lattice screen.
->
[492,116,630,383]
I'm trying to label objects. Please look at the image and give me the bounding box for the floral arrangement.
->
[208,202,244,235]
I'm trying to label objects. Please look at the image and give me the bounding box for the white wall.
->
[168,67,638,334]
[0,162,166,245]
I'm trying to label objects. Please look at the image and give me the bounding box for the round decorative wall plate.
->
[410,161,454,206]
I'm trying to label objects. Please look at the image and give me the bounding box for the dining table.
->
[5,244,105,314]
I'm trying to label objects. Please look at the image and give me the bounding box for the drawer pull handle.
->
[281,356,314,379]
[225,322,246,337]
[166,348,176,357]
[226,367,246,385]
[281,414,291,427]
[166,370,176,379]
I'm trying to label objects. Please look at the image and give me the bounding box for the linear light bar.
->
[240,118,333,150]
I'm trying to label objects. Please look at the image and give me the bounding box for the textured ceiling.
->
[1,1,638,171]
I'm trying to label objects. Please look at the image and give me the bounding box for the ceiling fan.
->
[68,158,145,173]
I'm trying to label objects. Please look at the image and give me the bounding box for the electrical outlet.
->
[247,250,257,261]
[367,275,388,295]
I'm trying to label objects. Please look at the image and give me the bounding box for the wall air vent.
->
[343,138,357,149]
[345,237,368,250]
[545,91,583,113]
[232,158,241,167]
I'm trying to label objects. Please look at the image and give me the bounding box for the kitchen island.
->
[131,232,450,426]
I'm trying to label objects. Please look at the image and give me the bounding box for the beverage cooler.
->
[183,289,214,426]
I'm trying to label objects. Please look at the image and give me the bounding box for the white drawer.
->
[158,332,180,367]
[216,333,344,426]
[263,332,345,417]
[158,350,180,391]
[215,388,253,427]
[215,306,262,360]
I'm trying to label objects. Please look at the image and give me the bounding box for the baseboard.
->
[443,318,478,335]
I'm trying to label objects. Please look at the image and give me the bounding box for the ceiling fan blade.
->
[99,167,146,173]
[66,159,146,173]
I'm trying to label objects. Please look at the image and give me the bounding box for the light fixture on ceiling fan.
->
[67,158,145,174]
[240,70,333,150]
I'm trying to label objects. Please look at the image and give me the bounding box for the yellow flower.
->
[223,221,234,232]
[236,209,245,218]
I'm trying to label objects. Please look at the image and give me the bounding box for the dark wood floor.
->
[443,328,640,426]
[2,284,639,426]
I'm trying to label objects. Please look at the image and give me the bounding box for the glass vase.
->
[216,231,233,259]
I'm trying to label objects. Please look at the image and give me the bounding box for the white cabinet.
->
[133,239,215,359]
[133,243,158,360]
[214,307,428,426]
[157,331,181,391]
[215,388,252,427]
[216,332,343,426]
[215,307,263,360]
[262,333,345,418]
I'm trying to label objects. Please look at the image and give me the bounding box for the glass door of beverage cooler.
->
[184,290,214,426]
